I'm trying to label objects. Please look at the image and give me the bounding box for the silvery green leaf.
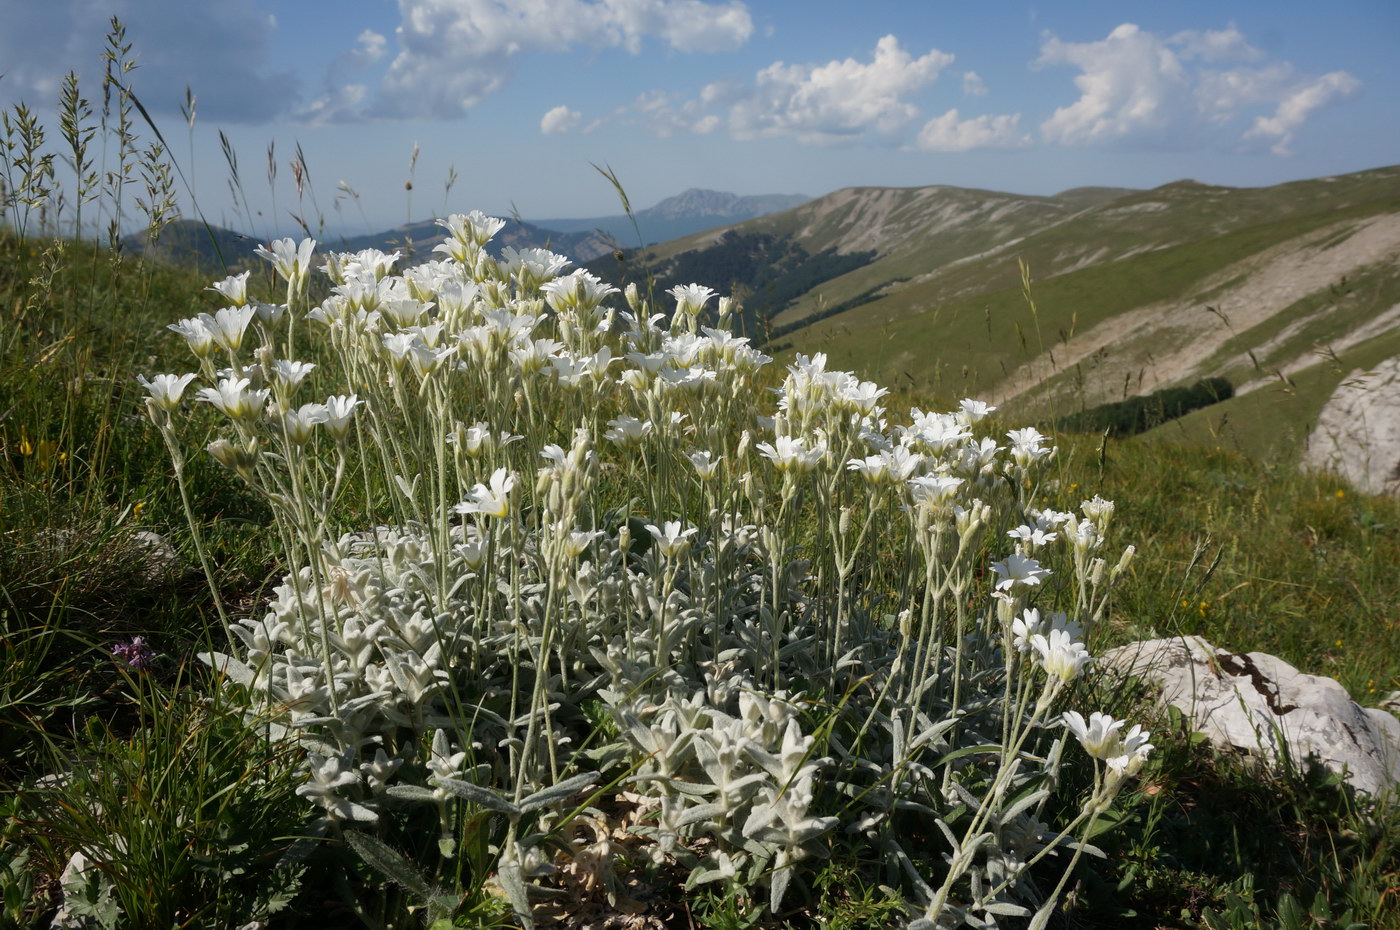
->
[1064,838,1106,858]
[657,778,718,798]
[340,801,380,823]
[1001,787,1050,824]
[721,772,770,797]
[982,901,1032,917]
[518,772,596,813]
[684,867,733,889]
[777,636,816,659]
[344,830,431,900]
[741,803,777,838]
[909,715,961,750]
[197,651,254,688]
[393,473,419,502]
[834,647,864,670]
[386,784,439,804]
[769,863,793,912]
[933,817,959,851]
[510,703,560,727]
[1027,898,1057,930]
[580,742,631,769]
[891,799,937,814]
[496,852,533,930]
[936,743,1004,766]
[288,715,339,728]
[735,834,772,858]
[430,778,521,816]
[675,802,727,828]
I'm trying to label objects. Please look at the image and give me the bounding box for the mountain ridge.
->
[532,188,810,251]
[600,165,1400,466]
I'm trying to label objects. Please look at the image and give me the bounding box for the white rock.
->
[131,529,180,580]
[1101,636,1400,797]
[1304,356,1400,495]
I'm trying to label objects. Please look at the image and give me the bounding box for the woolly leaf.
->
[344,830,431,900]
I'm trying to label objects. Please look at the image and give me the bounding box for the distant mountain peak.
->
[530,189,811,253]
[648,188,809,221]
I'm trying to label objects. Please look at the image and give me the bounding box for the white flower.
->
[168,316,217,358]
[1010,608,1082,654]
[908,474,964,507]
[271,359,316,391]
[453,422,493,456]
[381,297,430,328]
[542,270,618,314]
[361,748,403,793]
[645,520,697,558]
[1061,711,1152,777]
[436,211,505,248]
[757,435,825,472]
[560,528,603,558]
[1064,516,1102,553]
[279,402,328,446]
[498,246,571,289]
[322,394,361,441]
[688,450,721,480]
[1007,427,1052,466]
[957,398,996,425]
[991,552,1051,590]
[1060,711,1124,760]
[253,301,286,324]
[255,237,317,284]
[604,415,652,446]
[1031,629,1092,682]
[455,467,516,519]
[195,377,269,421]
[904,409,970,451]
[837,379,888,415]
[206,438,259,478]
[1008,523,1057,549]
[207,271,251,306]
[668,283,716,317]
[1107,724,1154,778]
[297,752,360,797]
[137,373,197,411]
[848,446,922,484]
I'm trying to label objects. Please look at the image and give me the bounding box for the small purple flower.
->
[112,636,155,671]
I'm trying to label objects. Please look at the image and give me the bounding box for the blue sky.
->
[2,0,1395,238]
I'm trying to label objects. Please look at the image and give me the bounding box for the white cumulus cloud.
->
[726,35,954,145]
[540,104,582,135]
[962,71,987,97]
[1036,22,1359,154]
[368,0,753,120]
[915,109,1027,152]
[356,29,389,62]
[1245,71,1361,155]
[1037,23,1188,146]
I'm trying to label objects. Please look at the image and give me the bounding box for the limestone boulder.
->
[1304,356,1400,496]
[1101,636,1400,797]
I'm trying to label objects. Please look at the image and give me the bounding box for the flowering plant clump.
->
[141,212,1145,927]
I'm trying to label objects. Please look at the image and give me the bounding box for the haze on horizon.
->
[0,0,1394,238]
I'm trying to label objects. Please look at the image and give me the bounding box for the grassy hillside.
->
[624,166,1400,450]
[1145,325,1400,461]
